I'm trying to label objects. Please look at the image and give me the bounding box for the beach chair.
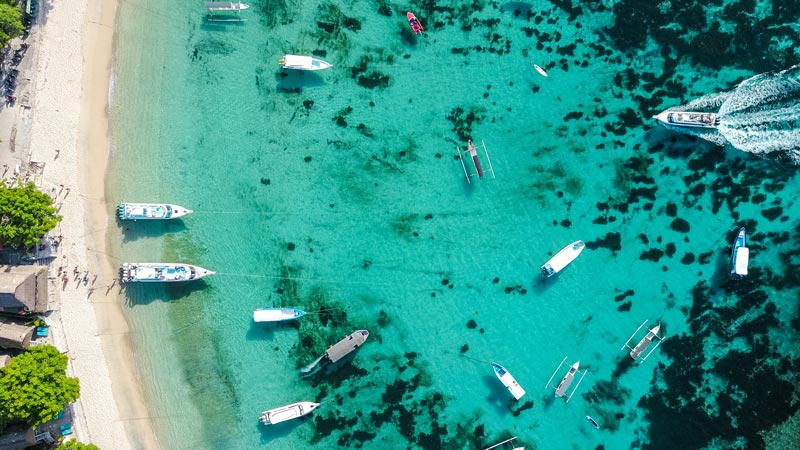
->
[36,326,49,337]
[59,424,73,436]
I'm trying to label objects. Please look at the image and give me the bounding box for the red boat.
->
[407,12,424,35]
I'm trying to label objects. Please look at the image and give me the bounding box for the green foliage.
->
[0,181,61,249]
[59,440,100,450]
[0,3,24,49]
[0,345,80,428]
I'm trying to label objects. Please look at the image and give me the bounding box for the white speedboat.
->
[260,401,319,425]
[117,203,192,220]
[120,263,215,283]
[491,362,526,400]
[654,110,720,129]
[279,54,332,71]
[541,240,585,278]
[253,308,306,322]
[730,227,749,279]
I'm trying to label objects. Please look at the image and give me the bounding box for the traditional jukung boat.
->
[541,240,585,278]
[259,401,319,425]
[484,436,524,450]
[279,54,332,71]
[117,203,192,220]
[622,320,663,362]
[730,227,749,279]
[204,2,250,21]
[406,12,424,35]
[654,110,720,129]
[120,263,215,283]
[253,308,306,323]
[491,362,526,400]
[545,357,587,403]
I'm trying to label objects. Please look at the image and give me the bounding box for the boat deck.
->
[326,330,369,363]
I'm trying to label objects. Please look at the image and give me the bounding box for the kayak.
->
[407,12,424,35]
[533,63,548,77]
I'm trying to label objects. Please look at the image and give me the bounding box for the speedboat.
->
[541,240,585,278]
[260,401,319,425]
[117,203,192,220]
[654,110,720,129]
[279,54,332,71]
[730,227,749,279]
[120,263,215,283]
[491,362,526,400]
[406,12,424,35]
[253,308,306,322]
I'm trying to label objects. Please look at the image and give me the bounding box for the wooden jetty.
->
[326,330,369,363]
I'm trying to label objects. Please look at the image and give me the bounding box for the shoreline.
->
[16,0,160,448]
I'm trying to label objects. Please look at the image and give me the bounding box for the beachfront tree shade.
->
[59,441,100,450]
[0,345,79,428]
[0,181,61,249]
[0,3,24,48]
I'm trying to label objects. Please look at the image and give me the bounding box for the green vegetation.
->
[0,1,24,49]
[0,345,80,429]
[59,441,100,450]
[0,181,61,249]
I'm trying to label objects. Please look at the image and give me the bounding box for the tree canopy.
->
[0,2,24,49]
[60,440,100,450]
[0,181,61,249]
[0,345,80,428]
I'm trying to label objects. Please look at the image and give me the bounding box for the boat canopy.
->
[734,247,749,276]
[205,2,249,11]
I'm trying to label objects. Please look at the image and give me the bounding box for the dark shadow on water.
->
[246,319,299,341]
[401,28,421,46]
[275,70,326,90]
[123,280,211,306]
[258,414,312,443]
[481,374,515,416]
[119,219,188,243]
[200,18,248,32]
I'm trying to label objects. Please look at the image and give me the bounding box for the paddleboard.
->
[533,63,548,77]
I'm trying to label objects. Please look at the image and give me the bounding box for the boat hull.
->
[406,12,424,35]
[492,363,526,400]
[120,263,215,283]
[260,401,319,425]
[555,361,580,397]
[730,227,749,279]
[253,308,306,322]
[654,111,720,129]
[325,330,369,363]
[541,240,585,278]
[117,203,192,220]
[279,54,332,71]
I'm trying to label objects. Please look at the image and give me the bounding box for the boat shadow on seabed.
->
[122,279,211,307]
[275,70,326,91]
[119,219,189,244]
[257,413,311,442]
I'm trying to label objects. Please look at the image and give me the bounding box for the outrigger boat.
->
[406,12,424,35]
[279,54,332,71]
[545,357,587,403]
[484,436,524,450]
[654,110,720,129]
[541,240,585,278]
[259,401,319,425]
[491,362,526,400]
[456,139,495,184]
[730,227,749,279]
[119,263,215,283]
[117,203,192,221]
[621,320,664,363]
[204,2,249,22]
[253,308,306,323]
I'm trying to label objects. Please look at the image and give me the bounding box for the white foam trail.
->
[300,354,325,373]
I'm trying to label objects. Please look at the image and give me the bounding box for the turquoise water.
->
[106,1,800,449]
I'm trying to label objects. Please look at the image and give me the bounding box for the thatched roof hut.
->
[0,317,34,350]
[0,425,36,450]
[0,265,49,315]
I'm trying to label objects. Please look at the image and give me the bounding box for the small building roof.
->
[0,265,49,315]
[0,354,10,368]
[0,316,34,350]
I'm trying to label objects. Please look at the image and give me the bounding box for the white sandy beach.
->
[1,0,159,448]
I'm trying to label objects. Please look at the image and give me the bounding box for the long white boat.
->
[654,110,720,129]
[260,401,319,425]
[541,240,585,278]
[491,362,526,400]
[730,227,749,279]
[120,263,215,283]
[253,308,306,323]
[279,54,332,71]
[117,203,192,220]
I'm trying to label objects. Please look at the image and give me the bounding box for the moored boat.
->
[628,323,661,360]
[279,54,332,71]
[117,203,192,220]
[586,415,600,429]
[654,110,720,129]
[492,362,526,400]
[730,227,749,279]
[541,240,585,278]
[120,263,215,283]
[204,2,250,22]
[326,330,369,363]
[253,308,306,323]
[259,401,319,425]
[555,361,580,398]
[406,12,424,35]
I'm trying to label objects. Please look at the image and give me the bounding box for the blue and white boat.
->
[654,110,720,129]
[730,227,749,279]
[541,240,585,278]
[117,203,192,220]
[491,362,526,400]
[253,308,306,323]
[120,263,215,283]
[279,54,332,71]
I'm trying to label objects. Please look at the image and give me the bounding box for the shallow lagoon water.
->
[107,1,800,449]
